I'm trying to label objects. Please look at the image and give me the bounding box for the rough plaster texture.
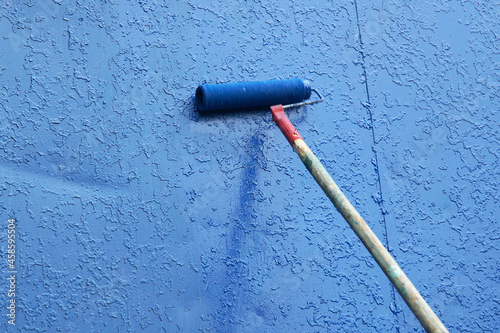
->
[0,0,498,332]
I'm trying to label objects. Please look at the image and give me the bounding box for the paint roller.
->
[194,78,449,333]
[196,78,321,112]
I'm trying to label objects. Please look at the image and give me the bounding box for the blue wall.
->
[1,1,499,332]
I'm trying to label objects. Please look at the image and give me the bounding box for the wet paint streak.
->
[218,133,261,331]
[293,138,449,333]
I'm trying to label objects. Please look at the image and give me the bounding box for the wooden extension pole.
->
[271,104,448,333]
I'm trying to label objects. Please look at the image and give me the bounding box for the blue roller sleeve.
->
[195,78,311,112]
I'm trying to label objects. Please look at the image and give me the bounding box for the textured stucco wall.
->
[0,1,498,332]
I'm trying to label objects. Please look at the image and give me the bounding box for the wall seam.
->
[352,1,401,330]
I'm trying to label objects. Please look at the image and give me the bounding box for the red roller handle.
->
[271,104,303,147]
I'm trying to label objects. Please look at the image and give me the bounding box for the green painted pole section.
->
[292,138,449,333]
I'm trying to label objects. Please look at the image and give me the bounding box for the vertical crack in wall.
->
[353,1,401,330]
